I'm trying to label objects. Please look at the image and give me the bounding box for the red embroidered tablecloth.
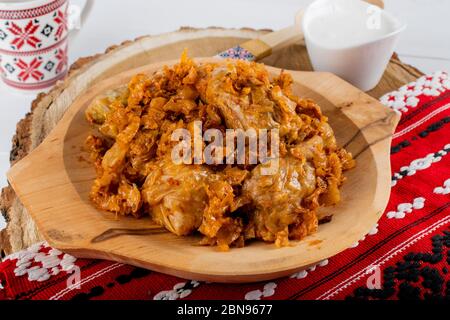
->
[0,71,449,301]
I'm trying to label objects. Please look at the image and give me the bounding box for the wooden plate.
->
[7,58,399,283]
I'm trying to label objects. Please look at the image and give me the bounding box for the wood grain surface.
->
[0,27,423,260]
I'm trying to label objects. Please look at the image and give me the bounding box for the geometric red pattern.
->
[53,8,67,40]
[0,0,69,90]
[0,0,66,20]
[2,72,66,90]
[16,57,43,82]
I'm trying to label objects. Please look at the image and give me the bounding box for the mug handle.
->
[68,0,94,38]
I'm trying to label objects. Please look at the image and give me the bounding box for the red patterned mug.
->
[0,0,92,91]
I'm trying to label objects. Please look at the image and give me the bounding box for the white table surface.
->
[1,0,449,231]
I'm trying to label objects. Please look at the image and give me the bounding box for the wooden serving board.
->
[0,27,423,260]
[7,58,399,283]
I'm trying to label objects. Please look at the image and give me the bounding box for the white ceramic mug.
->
[0,0,93,91]
[303,0,406,91]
